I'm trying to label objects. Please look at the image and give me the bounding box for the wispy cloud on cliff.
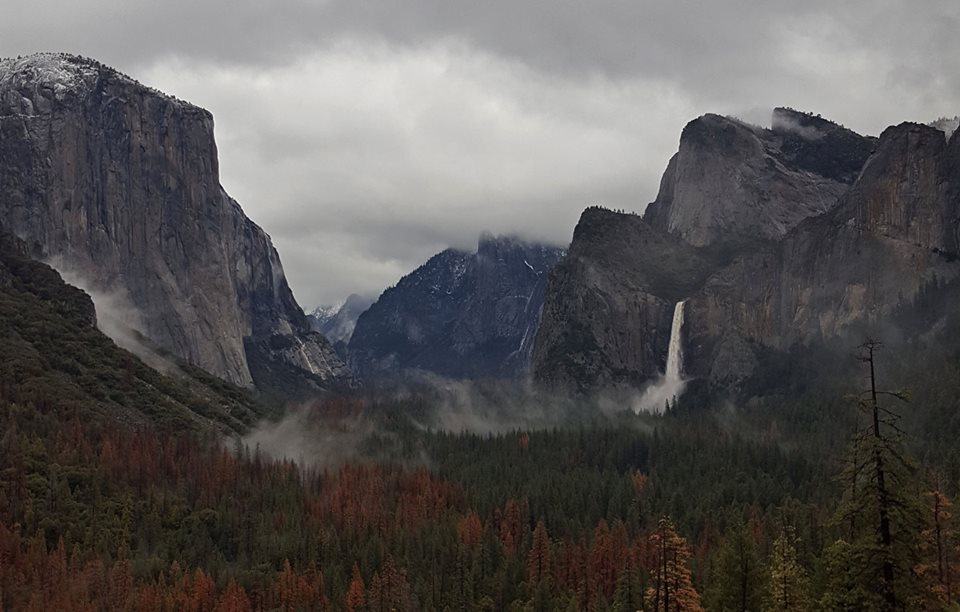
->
[49,260,177,374]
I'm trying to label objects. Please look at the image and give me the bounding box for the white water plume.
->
[633,300,686,414]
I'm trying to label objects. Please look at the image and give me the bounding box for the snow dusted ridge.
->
[311,301,345,324]
[0,53,97,96]
[0,52,200,115]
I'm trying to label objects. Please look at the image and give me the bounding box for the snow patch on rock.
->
[0,53,97,93]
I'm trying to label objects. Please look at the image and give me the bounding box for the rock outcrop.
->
[530,208,714,392]
[778,123,960,335]
[0,53,349,391]
[685,121,960,384]
[644,108,874,250]
[533,111,960,392]
[348,234,564,379]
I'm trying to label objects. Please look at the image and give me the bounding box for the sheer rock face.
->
[348,234,564,379]
[644,109,875,249]
[530,208,715,392]
[0,54,349,389]
[533,114,960,392]
[777,123,960,338]
[685,122,960,383]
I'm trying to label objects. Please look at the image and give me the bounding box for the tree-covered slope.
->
[0,229,267,433]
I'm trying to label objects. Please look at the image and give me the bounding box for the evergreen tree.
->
[916,486,957,609]
[645,517,703,612]
[834,339,924,611]
[819,539,875,612]
[528,519,552,587]
[346,563,366,612]
[765,527,807,612]
[706,521,765,612]
[612,564,644,612]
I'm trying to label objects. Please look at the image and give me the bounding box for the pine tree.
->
[706,521,765,612]
[528,519,552,587]
[589,519,617,600]
[645,517,703,612]
[819,539,875,612]
[346,563,365,612]
[612,564,644,612]
[214,579,252,612]
[457,511,484,550]
[833,339,924,611]
[765,527,807,612]
[916,486,957,608]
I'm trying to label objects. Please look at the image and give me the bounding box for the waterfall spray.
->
[664,300,685,382]
[633,300,686,414]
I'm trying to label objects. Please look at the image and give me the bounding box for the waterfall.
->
[664,300,685,382]
[633,300,686,413]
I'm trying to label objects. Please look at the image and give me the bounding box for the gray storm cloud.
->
[4,1,959,307]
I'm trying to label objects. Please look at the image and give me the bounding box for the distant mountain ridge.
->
[309,293,374,354]
[0,53,350,396]
[348,234,565,379]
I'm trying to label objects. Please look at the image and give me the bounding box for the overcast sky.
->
[3,1,959,308]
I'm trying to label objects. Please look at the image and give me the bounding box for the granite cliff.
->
[685,121,960,383]
[644,108,874,250]
[530,208,713,392]
[0,53,349,393]
[533,110,960,392]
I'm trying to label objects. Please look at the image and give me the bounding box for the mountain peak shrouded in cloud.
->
[347,233,565,379]
[0,52,201,114]
[0,53,99,94]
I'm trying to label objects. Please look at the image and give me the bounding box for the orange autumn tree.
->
[588,519,618,599]
[645,517,703,612]
[457,511,484,550]
[273,559,328,611]
[346,563,366,612]
[497,498,528,557]
[214,579,252,612]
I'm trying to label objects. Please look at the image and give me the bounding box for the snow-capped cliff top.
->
[0,53,98,95]
[0,52,202,114]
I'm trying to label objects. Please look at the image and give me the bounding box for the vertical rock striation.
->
[0,53,349,391]
[530,208,714,392]
[534,110,960,392]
